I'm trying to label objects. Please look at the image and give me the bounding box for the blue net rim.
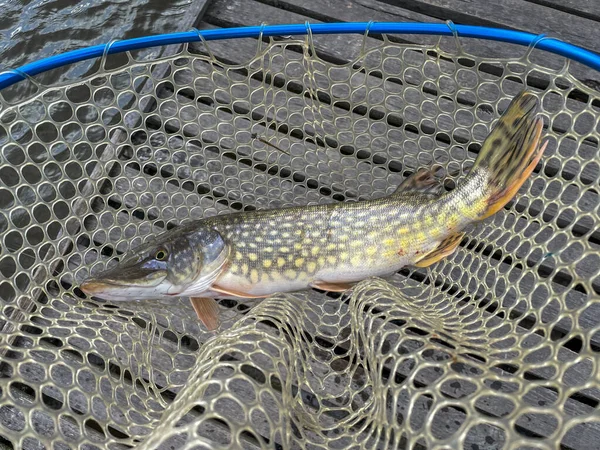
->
[1,22,600,91]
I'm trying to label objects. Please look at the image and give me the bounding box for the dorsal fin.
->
[392,167,444,197]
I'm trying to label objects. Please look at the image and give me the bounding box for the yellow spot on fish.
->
[265,246,273,253]
[366,246,377,257]
[255,236,263,243]
[241,263,249,275]
[284,269,296,279]
[270,272,281,282]
[235,251,243,260]
[250,269,259,284]
[350,240,362,248]
[311,247,320,256]
[282,232,291,238]
[280,247,290,253]
[249,242,257,249]
[340,251,348,260]
[277,257,286,267]
[263,260,272,268]
[294,229,302,236]
[351,255,362,266]
[327,255,336,264]
[248,253,258,261]
[294,243,302,250]
[295,258,305,267]
[317,256,325,266]
[230,264,238,273]
[326,243,336,251]
[383,238,396,248]
[307,261,316,272]
[242,231,249,238]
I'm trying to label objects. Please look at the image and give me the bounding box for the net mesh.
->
[0,30,599,450]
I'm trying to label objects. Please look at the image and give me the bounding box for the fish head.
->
[80,225,230,301]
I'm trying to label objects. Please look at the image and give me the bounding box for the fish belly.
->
[214,271,311,296]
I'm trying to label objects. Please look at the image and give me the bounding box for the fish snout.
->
[80,279,111,296]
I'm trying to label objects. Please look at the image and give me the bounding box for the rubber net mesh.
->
[0,31,599,450]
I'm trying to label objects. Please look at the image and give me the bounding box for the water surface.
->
[0,0,201,72]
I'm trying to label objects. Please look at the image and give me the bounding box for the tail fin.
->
[473,90,548,220]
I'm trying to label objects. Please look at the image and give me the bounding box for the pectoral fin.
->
[310,280,355,292]
[414,232,465,267]
[190,297,220,331]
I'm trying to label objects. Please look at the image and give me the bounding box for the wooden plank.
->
[525,0,600,23]
[370,0,600,52]
[250,0,600,85]
[239,0,600,146]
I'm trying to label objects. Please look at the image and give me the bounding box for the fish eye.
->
[155,249,168,261]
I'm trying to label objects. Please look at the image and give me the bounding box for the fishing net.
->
[0,25,598,450]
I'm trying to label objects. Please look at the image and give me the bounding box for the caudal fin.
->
[473,90,548,220]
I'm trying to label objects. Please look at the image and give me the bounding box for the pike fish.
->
[81,91,548,330]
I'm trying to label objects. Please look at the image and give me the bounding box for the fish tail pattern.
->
[472,90,548,220]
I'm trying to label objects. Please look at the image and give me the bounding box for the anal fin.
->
[414,232,465,267]
[310,280,354,292]
[190,297,220,331]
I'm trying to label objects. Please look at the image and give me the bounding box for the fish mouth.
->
[80,269,168,300]
[80,279,123,296]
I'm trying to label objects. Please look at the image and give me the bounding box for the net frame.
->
[0,21,598,450]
